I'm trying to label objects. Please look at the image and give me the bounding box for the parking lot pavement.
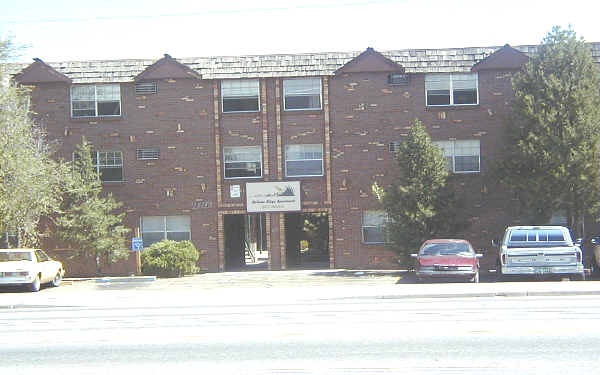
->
[3,269,600,310]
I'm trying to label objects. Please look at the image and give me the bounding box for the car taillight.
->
[501,254,507,265]
[577,251,582,263]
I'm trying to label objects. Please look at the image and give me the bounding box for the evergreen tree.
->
[1,38,65,247]
[55,139,130,274]
[373,119,466,263]
[497,26,600,234]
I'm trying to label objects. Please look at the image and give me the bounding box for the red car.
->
[411,239,483,283]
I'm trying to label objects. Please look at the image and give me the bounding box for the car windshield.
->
[0,251,33,262]
[420,242,472,256]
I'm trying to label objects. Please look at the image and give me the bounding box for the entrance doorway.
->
[223,214,267,271]
[284,212,330,269]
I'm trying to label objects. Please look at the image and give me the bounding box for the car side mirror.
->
[575,238,583,246]
[491,239,499,248]
[410,253,418,258]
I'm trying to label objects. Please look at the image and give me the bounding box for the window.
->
[135,82,157,95]
[71,84,121,117]
[35,250,50,262]
[136,148,160,160]
[425,73,478,106]
[434,140,480,173]
[283,78,322,110]
[93,151,124,182]
[285,144,323,177]
[362,211,390,244]
[142,216,191,247]
[221,80,260,113]
[509,229,565,243]
[224,146,262,178]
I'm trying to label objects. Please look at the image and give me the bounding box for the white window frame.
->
[433,140,480,174]
[283,77,322,111]
[425,73,479,107]
[141,215,191,247]
[221,79,260,113]
[70,84,122,118]
[223,146,263,179]
[285,144,324,177]
[93,150,124,182]
[361,211,391,244]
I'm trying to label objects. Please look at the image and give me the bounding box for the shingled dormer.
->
[134,54,202,81]
[13,58,71,84]
[471,44,529,72]
[335,47,405,74]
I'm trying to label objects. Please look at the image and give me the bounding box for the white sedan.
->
[0,249,65,292]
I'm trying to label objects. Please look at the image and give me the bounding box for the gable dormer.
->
[471,44,529,72]
[335,47,404,75]
[134,54,201,81]
[13,58,71,84]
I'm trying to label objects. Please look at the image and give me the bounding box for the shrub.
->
[141,240,199,278]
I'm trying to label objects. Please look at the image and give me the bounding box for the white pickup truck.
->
[492,226,585,281]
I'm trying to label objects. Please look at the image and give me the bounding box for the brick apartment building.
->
[4,43,600,275]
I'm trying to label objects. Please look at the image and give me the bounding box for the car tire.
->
[30,274,41,292]
[471,271,480,283]
[591,259,599,278]
[51,271,62,287]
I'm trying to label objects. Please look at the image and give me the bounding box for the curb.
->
[63,276,156,283]
[330,289,600,300]
[95,276,156,283]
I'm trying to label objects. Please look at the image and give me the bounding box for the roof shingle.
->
[2,44,599,84]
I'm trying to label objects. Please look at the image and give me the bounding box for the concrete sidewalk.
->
[61,269,600,301]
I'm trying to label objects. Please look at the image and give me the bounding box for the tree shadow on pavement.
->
[310,270,406,278]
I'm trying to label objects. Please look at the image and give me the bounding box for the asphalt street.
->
[2,271,600,374]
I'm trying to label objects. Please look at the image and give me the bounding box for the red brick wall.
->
[30,67,520,273]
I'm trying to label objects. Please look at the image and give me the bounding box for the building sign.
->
[131,237,144,251]
[230,184,241,198]
[246,181,301,212]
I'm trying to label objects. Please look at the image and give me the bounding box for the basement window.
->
[362,211,391,244]
[136,148,160,160]
[135,81,157,95]
[221,79,260,113]
[283,78,322,111]
[141,215,191,247]
[71,84,121,117]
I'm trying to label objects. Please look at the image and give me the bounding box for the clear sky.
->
[2,0,600,63]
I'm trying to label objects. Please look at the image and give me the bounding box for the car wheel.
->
[51,271,62,287]
[30,274,41,292]
[471,271,480,283]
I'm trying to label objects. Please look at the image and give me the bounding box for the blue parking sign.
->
[131,237,144,251]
